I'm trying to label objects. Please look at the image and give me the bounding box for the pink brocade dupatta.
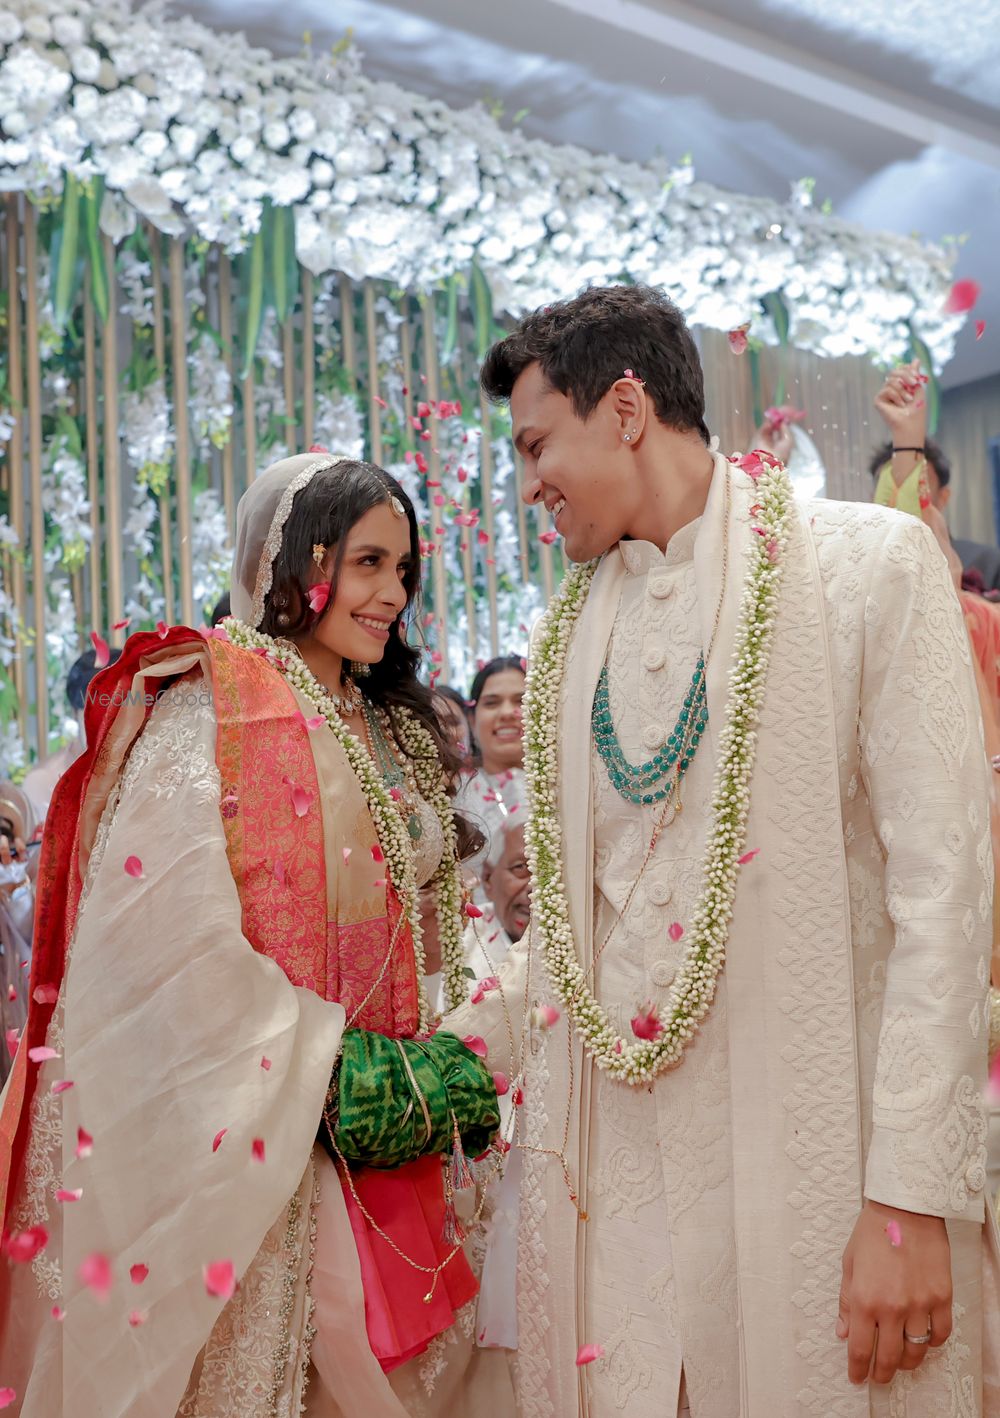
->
[207,638,476,1370]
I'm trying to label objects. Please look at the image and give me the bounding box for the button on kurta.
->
[651,960,677,987]
[642,724,666,751]
[649,881,672,907]
[648,577,673,600]
[643,647,666,672]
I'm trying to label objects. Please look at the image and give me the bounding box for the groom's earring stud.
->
[624,432,633,442]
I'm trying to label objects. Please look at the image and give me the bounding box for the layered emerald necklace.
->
[592,655,708,804]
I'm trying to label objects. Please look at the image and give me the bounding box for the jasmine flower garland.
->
[522,460,792,1085]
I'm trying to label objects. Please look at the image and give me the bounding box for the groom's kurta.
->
[451,453,1000,1417]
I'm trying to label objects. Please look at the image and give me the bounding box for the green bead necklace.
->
[592,656,708,806]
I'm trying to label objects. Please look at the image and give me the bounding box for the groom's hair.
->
[481,284,710,444]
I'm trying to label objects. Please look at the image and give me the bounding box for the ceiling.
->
[190,0,1000,388]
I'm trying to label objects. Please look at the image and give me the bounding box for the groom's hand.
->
[837,1200,952,1386]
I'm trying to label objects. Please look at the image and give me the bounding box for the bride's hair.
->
[260,459,465,793]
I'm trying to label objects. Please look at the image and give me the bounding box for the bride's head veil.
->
[230,451,352,628]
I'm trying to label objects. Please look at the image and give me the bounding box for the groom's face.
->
[511,362,633,562]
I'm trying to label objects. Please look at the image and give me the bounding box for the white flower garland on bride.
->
[523,457,792,1085]
[223,618,468,1028]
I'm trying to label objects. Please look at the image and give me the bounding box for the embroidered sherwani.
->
[449,453,1000,1418]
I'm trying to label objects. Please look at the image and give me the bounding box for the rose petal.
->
[576,1343,605,1366]
[532,1004,560,1030]
[260,1056,272,1071]
[462,1035,488,1059]
[251,1138,266,1162]
[90,630,110,669]
[539,530,558,546]
[5,1029,19,1058]
[886,1219,902,1247]
[123,855,144,879]
[56,1188,83,1203]
[371,844,385,864]
[33,984,58,1005]
[112,617,131,631]
[976,319,987,340]
[156,620,168,639]
[492,1072,510,1096]
[212,1128,228,1153]
[470,976,500,1005]
[667,922,684,943]
[51,1080,74,1095]
[5,1225,49,1263]
[128,1309,148,1327]
[28,1046,60,1064]
[342,848,352,866]
[728,323,750,355]
[0,1388,15,1409]
[307,583,331,615]
[304,714,325,732]
[50,1305,65,1321]
[130,1263,149,1285]
[75,1127,93,1160]
[203,1259,236,1301]
[287,782,312,818]
[943,278,980,315]
[5,985,14,1002]
[465,902,483,918]
[79,1252,113,1301]
[631,1006,664,1041]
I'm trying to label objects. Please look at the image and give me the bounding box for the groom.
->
[451,285,997,1416]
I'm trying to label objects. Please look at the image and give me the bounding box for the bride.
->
[0,452,513,1416]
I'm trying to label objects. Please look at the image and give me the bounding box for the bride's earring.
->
[312,543,326,569]
[351,661,372,678]
[275,594,291,628]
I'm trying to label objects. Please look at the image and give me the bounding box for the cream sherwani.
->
[450,453,1000,1418]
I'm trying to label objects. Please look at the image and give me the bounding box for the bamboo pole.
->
[477,397,500,658]
[363,281,383,465]
[512,450,530,584]
[302,270,315,450]
[23,202,48,754]
[101,234,124,641]
[168,239,194,625]
[82,278,102,634]
[4,197,27,742]
[420,296,450,679]
[282,314,296,453]
[537,504,554,603]
[150,230,175,624]
[399,298,415,436]
[217,254,235,526]
[339,274,357,389]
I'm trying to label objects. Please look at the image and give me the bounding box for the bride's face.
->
[304,501,413,666]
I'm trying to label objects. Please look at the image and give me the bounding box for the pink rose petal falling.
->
[470,976,500,1005]
[75,1127,93,1160]
[465,902,484,919]
[123,855,144,879]
[943,278,981,314]
[51,1080,74,1095]
[212,1128,228,1153]
[50,1306,65,1322]
[156,621,168,639]
[5,1225,49,1263]
[667,922,684,943]
[539,530,558,546]
[462,1035,488,1059]
[90,631,110,668]
[260,1056,272,1071]
[535,1004,560,1030]
[307,583,331,615]
[251,1138,266,1163]
[631,1005,664,1042]
[203,1259,236,1301]
[303,714,325,732]
[0,1389,15,1409]
[79,1252,113,1302]
[371,844,385,864]
[28,1046,60,1064]
[342,848,352,866]
[737,848,760,866]
[886,1220,902,1247]
[728,322,750,355]
[5,1029,19,1058]
[33,984,58,1005]
[976,320,987,340]
[112,617,131,631]
[130,1263,149,1285]
[576,1343,605,1366]
[286,781,312,818]
[128,1309,148,1328]
[492,1072,510,1096]
[56,1188,83,1203]
[5,986,14,1003]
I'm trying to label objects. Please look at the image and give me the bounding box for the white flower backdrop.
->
[0,0,971,772]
